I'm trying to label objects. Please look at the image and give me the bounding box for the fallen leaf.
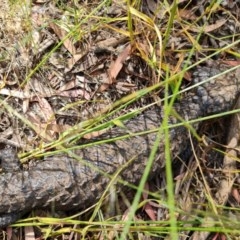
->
[98,44,132,92]
[0,80,91,100]
[6,227,13,240]
[31,96,56,124]
[142,183,157,221]
[178,9,197,20]
[49,22,76,55]
[232,188,240,204]
[191,19,227,33]
[108,44,131,81]
[220,60,240,67]
[57,89,91,100]
[144,202,156,221]
[24,226,35,240]
[67,52,88,72]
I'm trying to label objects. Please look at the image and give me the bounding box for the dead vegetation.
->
[0,0,240,239]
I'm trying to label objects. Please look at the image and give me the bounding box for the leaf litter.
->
[0,0,240,239]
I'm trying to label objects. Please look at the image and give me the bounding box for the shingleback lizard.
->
[0,65,239,227]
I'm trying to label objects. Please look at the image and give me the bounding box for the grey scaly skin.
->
[0,66,239,227]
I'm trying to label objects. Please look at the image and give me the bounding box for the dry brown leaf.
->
[30,78,56,97]
[142,183,157,221]
[178,9,197,20]
[0,80,90,100]
[231,188,240,204]
[116,82,137,92]
[212,233,221,240]
[145,0,166,19]
[24,226,35,240]
[67,52,88,72]
[31,96,56,124]
[49,22,76,55]
[58,78,79,91]
[31,77,91,100]
[220,60,240,67]
[121,208,140,222]
[136,43,148,59]
[0,88,32,99]
[109,44,131,80]
[191,19,227,33]
[45,123,70,133]
[27,113,56,140]
[27,96,56,138]
[96,36,127,49]
[57,89,90,99]
[98,44,132,92]
[174,172,186,181]
[219,234,227,240]
[6,227,13,240]
[144,202,156,221]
